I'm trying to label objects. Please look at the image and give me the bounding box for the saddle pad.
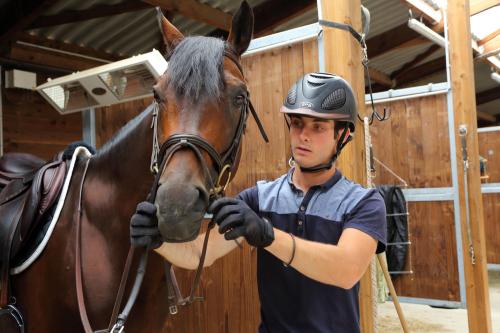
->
[10,146,93,275]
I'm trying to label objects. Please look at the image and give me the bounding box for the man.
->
[131,72,387,332]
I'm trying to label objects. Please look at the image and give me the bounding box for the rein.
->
[75,47,269,333]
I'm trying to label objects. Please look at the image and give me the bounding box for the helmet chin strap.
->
[294,126,352,174]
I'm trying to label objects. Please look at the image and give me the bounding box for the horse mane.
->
[164,36,225,102]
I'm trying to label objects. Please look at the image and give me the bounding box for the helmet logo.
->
[300,101,314,108]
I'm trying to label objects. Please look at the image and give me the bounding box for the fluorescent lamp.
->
[36,49,168,114]
[491,72,500,84]
[408,18,446,48]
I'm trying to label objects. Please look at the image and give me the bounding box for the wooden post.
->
[447,1,492,332]
[318,1,374,332]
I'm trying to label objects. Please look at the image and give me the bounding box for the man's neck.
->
[292,165,337,193]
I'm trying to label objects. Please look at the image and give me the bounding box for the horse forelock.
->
[165,36,225,103]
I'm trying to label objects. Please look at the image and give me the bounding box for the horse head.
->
[152,1,259,242]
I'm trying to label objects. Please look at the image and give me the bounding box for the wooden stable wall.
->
[478,130,500,264]
[369,94,461,302]
[93,40,319,332]
[1,72,82,159]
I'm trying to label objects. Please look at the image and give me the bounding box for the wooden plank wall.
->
[369,94,461,301]
[93,40,318,332]
[1,74,82,159]
[478,130,500,264]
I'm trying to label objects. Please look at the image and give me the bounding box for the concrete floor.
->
[377,271,500,333]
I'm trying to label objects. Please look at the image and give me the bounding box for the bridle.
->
[149,48,269,200]
[75,46,269,333]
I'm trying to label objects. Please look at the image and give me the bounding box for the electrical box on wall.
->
[5,69,37,90]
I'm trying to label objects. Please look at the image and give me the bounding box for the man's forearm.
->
[154,228,240,270]
[265,228,376,289]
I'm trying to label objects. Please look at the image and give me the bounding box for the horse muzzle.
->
[155,182,208,242]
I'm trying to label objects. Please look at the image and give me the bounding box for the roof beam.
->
[142,0,231,31]
[366,67,393,87]
[477,28,500,46]
[30,1,150,29]
[391,44,441,81]
[366,23,429,59]
[482,35,500,54]
[470,0,500,16]
[477,110,496,123]
[396,57,446,86]
[476,87,500,105]
[0,0,56,54]
[252,0,316,37]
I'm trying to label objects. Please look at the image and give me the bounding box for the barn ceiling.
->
[0,0,498,126]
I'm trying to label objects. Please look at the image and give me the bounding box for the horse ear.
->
[156,8,184,53]
[227,1,254,56]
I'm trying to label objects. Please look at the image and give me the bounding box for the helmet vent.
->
[286,86,297,105]
[307,81,325,87]
[321,88,346,109]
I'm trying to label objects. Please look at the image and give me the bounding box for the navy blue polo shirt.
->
[237,169,386,333]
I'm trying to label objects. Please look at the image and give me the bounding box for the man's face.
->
[288,115,337,168]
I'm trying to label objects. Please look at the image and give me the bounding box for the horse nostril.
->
[196,186,209,206]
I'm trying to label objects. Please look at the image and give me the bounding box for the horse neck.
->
[85,107,156,218]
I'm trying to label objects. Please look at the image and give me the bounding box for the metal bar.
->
[316,0,325,72]
[82,108,96,148]
[16,41,112,64]
[386,213,410,217]
[243,23,320,57]
[477,126,500,133]
[0,65,3,156]
[443,3,467,305]
[402,187,454,201]
[388,270,414,274]
[387,242,412,246]
[487,264,500,271]
[481,183,500,194]
[364,82,449,104]
[388,296,464,309]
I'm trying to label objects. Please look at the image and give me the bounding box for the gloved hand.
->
[208,197,274,247]
[130,201,163,249]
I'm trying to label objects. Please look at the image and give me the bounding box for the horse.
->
[0,2,262,332]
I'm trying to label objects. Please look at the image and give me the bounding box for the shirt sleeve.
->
[236,186,259,213]
[343,189,387,254]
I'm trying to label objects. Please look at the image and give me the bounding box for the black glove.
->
[130,201,163,249]
[208,197,274,247]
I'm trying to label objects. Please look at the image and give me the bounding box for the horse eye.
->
[233,95,245,107]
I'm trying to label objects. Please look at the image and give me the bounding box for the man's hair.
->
[334,121,349,138]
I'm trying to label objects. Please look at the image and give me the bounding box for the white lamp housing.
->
[36,49,168,114]
[491,72,500,84]
[408,18,447,48]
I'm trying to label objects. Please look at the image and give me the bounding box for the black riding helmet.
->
[280,72,357,173]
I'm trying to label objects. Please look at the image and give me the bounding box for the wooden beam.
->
[396,57,446,86]
[470,0,500,15]
[367,67,393,87]
[448,1,492,332]
[208,0,315,38]
[17,33,122,62]
[482,35,500,55]
[252,0,316,37]
[0,0,57,53]
[366,23,427,59]
[476,87,500,105]
[477,28,499,46]
[477,110,496,123]
[30,1,150,29]
[8,43,104,72]
[391,44,441,81]
[319,1,375,332]
[142,0,231,31]
[403,0,442,24]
